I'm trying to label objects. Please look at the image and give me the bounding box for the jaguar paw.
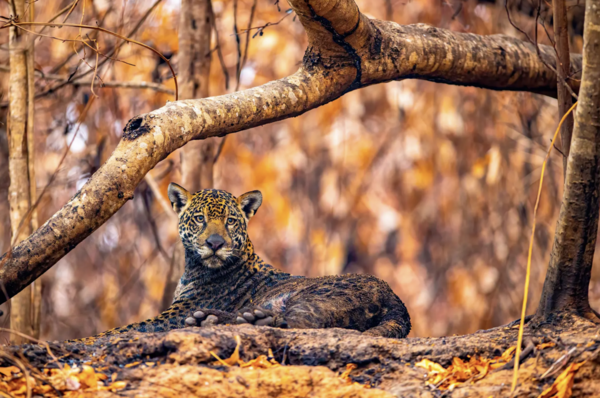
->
[236,307,275,326]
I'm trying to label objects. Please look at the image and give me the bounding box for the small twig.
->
[0,328,63,372]
[144,173,177,221]
[141,184,171,264]
[496,338,535,371]
[0,65,175,93]
[30,0,163,99]
[540,347,577,379]
[233,0,242,90]
[61,0,80,24]
[50,5,113,73]
[213,136,227,163]
[90,38,99,97]
[235,0,257,92]
[240,9,293,38]
[504,0,578,100]
[2,20,178,100]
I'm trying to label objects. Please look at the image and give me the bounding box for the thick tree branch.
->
[0,0,584,304]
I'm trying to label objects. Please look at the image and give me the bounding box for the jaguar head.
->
[167,183,262,269]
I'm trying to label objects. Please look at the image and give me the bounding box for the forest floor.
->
[1,313,599,397]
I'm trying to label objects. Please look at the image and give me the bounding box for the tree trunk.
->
[0,0,585,305]
[178,0,216,193]
[553,0,575,175]
[161,0,215,309]
[534,0,600,323]
[7,0,39,343]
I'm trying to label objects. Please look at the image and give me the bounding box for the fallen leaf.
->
[0,366,20,377]
[415,359,446,374]
[211,335,242,366]
[240,355,278,369]
[78,365,99,389]
[537,362,584,398]
[340,364,358,382]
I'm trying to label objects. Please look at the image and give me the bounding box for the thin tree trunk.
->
[161,0,214,309]
[553,0,574,175]
[26,0,41,341]
[178,0,215,193]
[534,0,600,323]
[8,0,39,343]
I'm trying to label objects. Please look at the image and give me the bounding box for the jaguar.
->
[92,184,411,339]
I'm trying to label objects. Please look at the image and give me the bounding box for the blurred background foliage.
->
[0,0,596,341]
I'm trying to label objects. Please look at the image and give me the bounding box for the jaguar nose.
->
[206,234,225,252]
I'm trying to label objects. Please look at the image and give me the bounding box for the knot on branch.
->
[123,115,152,141]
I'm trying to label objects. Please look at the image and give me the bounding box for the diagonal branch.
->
[0,0,583,304]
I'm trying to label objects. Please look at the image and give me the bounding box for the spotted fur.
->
[83,185,411,340]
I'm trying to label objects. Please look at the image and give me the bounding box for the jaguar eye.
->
[227,217,236,225]
[195,215,204,222]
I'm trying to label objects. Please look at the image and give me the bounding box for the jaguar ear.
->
[237,190,262,220]
[167,183,192,215]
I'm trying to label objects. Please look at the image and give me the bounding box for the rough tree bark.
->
[178,0,216,192]
[0,0,585,305]
[533,0,600,324]
[553,0,575,174]
[161,0,215,309]
[6,0,40,343]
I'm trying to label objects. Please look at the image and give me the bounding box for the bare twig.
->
[0,351,31,398]
[61,0,80,24]
[0,65,175,93]
[235,0,257,92]
[0,328,63,371]
[241,8,293,38]
[141,184,171,264]
[233,0,242,89]
[31,0,163,98]
[504,0,578,100]
[0,20,178,100]
[540,347,577,379]
[50,4,113,74]
[144,174,177,221]
[213,135,227,163]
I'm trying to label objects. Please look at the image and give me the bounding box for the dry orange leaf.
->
[211,335,242,366]
[211,336,281,369]
[0,366,21,377]
[340,363,358,382]
[415,359,446,374]
[239,354,279,369]
[416,351,517,391]
[537,362,584,398]
[537,343,556,351]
